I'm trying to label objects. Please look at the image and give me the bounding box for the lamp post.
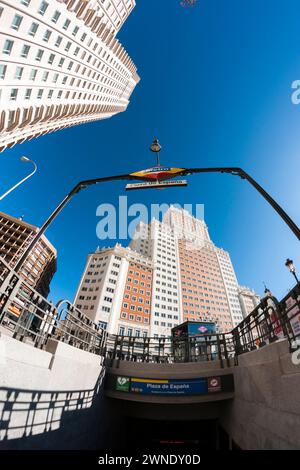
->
[0,157,37,201]
[264,285,273,298]
[285,258,299,283]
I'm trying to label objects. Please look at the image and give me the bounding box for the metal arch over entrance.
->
[4,164,300,281]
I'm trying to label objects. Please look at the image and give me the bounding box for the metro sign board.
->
[112,375,234,396]
[198,326,208,334]
[126,180,187,191]
[130,166,185,181]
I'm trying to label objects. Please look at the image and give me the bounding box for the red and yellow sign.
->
[130,166,185,181]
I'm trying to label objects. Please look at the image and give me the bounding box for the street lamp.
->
[285,258,299,283]
[150,138,162,165]
[0,157,37,201]
[264,286,273,298]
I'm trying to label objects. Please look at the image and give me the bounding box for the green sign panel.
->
[116,376,130,392]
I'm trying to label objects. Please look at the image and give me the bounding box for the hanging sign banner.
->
[130,167,186,181]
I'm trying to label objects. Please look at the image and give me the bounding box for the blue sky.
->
[1,0,300,303]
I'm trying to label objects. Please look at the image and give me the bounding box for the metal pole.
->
[239,169,300,242]
[183,167,300,242]
[0,158,37,201]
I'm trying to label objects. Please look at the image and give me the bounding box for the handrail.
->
[0,256,299,364]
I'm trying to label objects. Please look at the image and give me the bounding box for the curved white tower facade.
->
[0,0,139,152]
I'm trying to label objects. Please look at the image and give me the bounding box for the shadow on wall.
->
[0,369,111,450]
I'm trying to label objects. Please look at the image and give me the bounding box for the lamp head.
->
[285,258,296,273]
[263,282,272,297]
[150,139,162,153]
[20,156,30,162]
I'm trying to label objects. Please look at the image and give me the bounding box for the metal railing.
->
[231,289,300,355]
[1,256,300,365]
[105,332,236,368]
[0,257,108,355]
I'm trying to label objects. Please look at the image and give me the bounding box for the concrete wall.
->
[220,339,300,450]
[0,333,113,450]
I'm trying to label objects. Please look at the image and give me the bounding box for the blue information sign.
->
[130,378,208,396]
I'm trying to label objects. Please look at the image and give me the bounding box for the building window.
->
[3,40,14,55]
[20,44,30,58]
[52,10,61,23]
[99,321,107,330]
[119,327,125,336]
[29,69,37,81]
[63,19,71,30]
[14,66,24,80]
[11,14,23,31]
[42,71,49,82]
[48,54,55,65]
[38,1,49,15]
[28,22,39,37]
[25,88,32,100]
[35,49,44,61]
[43,30,51,42]
[10,89,18,101]
[21,0,31,5]
[55,36,63,47]
[37,89,43,99]
[0,64,7,79]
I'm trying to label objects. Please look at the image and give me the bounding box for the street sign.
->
[208,377,222,393]
[116,376,130,392]
[111,375,234,396]
[130,166,185,181]
[126,180,187,191]
[130,378,208,396]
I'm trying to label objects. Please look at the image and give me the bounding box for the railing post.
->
[112,335,119,360]
[0,275,22,325]
[222,333,230,368]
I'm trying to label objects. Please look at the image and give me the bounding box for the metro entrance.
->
[119,418,230,450]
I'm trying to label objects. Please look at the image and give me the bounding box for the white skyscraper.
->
[0,0,139,151]
[74,207,257,336]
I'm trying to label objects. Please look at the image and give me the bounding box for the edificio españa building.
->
[0,0,139,151]
[74,207,259,337]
